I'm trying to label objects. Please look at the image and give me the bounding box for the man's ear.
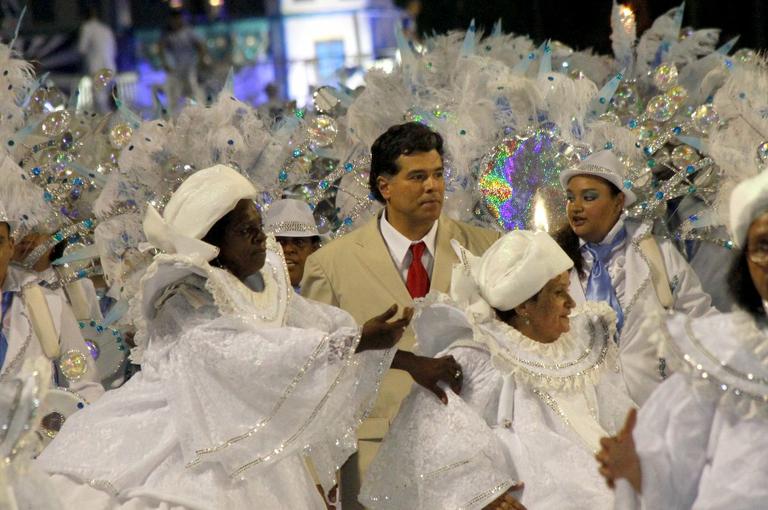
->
[377,175,392,201]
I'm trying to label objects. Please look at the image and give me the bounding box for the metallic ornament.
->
[58,350,88,381]
[666,85,688,104]
[478,129,573,231]
[313,86,342,114]
[307,115,338,148]
[645,95,677,123]
[93,68,114,89]
[41,110,71,138]
[652,63,679,92]
[612,82,639,112]
[109,123,134,149]
[733,48,756,64]
[638,121,661,142]
[691,104,720,134]
[671,145,699,170]
[756,141,768,170]
[598,112,621,126]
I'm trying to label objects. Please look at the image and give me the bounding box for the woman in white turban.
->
[596,170,768,509]
[35,165,412,509]
[359,230,636,510]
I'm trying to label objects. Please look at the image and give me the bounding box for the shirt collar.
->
[380,210,438,267]
[579,215,627,248]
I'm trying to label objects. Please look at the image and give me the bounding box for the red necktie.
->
[406,242,430,298]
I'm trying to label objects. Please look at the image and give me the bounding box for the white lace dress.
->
[360,298,636,510]
[35,250,395,510]
[615,310,768,510]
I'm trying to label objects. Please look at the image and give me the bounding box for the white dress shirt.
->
[379,211,438,283]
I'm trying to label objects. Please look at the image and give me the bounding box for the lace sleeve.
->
[156,291,391,492]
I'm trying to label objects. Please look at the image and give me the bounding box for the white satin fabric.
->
[616,311,768,510]
[36,254,394,509]
[569,217,717,405]
[360,299,636,510]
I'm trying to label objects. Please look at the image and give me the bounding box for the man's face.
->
[377,149,445,228]
[276,236,320,287]
[0,223,14,286]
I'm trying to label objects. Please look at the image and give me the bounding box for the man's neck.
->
[385,207,435,241]
[0,269,6,291]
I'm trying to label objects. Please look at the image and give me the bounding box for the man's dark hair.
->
[728,249,766,318]
[368,122,444,203]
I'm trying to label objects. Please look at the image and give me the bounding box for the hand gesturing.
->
[357,304,414,352]
[596,408,642,492]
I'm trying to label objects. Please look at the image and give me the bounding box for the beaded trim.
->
[677,319,768,401]
[490,317,612,387]
[230,346,359,477]
[264,220,318,235]
[463,481,515,509]
[187,332,335,467]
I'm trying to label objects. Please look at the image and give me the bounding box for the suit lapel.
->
[355,216,413,305]
[431,217,458,293]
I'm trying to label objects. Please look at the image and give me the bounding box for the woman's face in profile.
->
[218,200,267,280]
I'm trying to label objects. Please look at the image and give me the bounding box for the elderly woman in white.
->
[36,165,412,509]
[556,150,716,405]
[597,170,768,509]
[359,231,636,510]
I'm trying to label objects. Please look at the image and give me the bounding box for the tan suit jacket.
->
[301,214,499,444]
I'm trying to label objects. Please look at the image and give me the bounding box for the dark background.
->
[17,0,767,52]
[414,0,766,52]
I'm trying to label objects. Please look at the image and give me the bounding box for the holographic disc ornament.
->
[41,110,71,137]
[598,112,621,126]
[93,68,114,88]
[733,48,756,64]
[645,95,677,123]
[691,105,720,134]
[666,85,688,104]
[652,63,679,92]
[756,141,768,170]
[478,130,573,231]
[671,145,699,170]
[612,82,639,112]
[109,123,134,149]
[57,350,88,381]
[307,115,338,148]
[638,121,661,142]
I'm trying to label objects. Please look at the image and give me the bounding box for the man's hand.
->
[357,305,413,352]
[392,351,463,404]
[596,408,642,492]
[483,483,526,510]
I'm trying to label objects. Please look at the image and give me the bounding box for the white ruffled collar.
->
[129,237,291,363]
[415,292,620,393]
[476,301,620,393]
[655,310,768,420]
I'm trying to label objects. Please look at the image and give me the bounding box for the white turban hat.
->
[143,164,258,261]
[450,230,573,322]
[729,170,768,249]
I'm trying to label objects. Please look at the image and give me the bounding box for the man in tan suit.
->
[301,122,500,508]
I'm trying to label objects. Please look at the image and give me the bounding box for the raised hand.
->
[596,408,642,492]
[357,304,414,352]
[483,482,526,510]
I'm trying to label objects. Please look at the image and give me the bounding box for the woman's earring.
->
[522,314,531,326]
